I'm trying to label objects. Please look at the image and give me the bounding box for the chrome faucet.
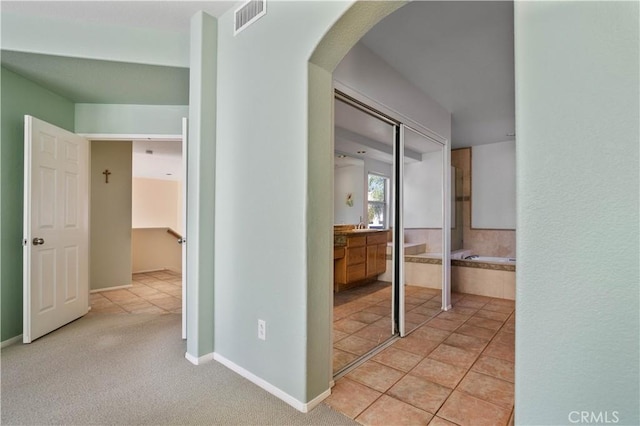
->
[357,222,366,229]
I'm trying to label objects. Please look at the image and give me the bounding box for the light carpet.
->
[1,313,356,425]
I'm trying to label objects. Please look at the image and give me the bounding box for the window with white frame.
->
[368,174,389,229]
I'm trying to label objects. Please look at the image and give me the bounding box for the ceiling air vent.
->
[234,0,266,36]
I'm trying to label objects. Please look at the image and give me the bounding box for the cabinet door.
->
[346,246,366,266]
[376,243,387,274]
[366,245,378,277]
[346,263,366,282]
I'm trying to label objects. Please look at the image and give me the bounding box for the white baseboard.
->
[1,334,23,348]
[213,352,330,413]
[90,284,133,293]
[185,351,215,365]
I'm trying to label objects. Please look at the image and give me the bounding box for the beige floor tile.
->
[437,311,471,322]
[455,324,497,341]
[89,296,116,308]
[438,390,511,426]
[333,349,359,372]
[448,306,478,316]
[353,324,393,344]
[475,309,510,322]
[100,289,136,302]
[410,357,467,389]
[501,322,515,334]
[455,299,487,309]
[334,318,369,334]
[412,326,452,343]
[119,301,155,312]
[472,355,515,383]
[492,331,515,347]
[334,335,379,356]
[405,311,434,325]
[356,395,433,426]
[465,316,503,331]
[387,374,451,414]
[483,341,515,363]
[363,305,392,316]
[325,378,381,419]
[149,296,182,310]
[428,416,458,426]
[409,305,441,317]
[348,311,383,324]
[130,305,168,314]
[457,371,514,409]
[346,361,405,393]
[393,334,440,357]
[372,347,423,373]
[426,318,463,332]
[333,329,349,343]
[428,344,479,369]
[444,333,489,354]
[117,296,147,307]
[127,286,161,297]
[483,303,514,314]
[90,304,127,314]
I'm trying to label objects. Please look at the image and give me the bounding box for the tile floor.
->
[328,281,515,426]
[89,270,182,314]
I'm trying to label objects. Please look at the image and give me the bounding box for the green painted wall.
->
[75,104,188,135]
[0,67,75,341]
[214,1,352,403]
[515,2,639,424]
[1,12,189,68]
[186,11,217,360]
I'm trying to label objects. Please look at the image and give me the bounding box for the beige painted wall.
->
[90,141,132,290]
[131,228,181,273]
[132,177,182,234]
[452,148,516,257]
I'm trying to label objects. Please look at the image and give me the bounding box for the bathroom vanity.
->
[334,227,388,292]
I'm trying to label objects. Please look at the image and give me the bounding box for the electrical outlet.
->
[258,319,266,341]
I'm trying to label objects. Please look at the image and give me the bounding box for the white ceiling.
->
[132,140,182,181]
[361,1,515,148]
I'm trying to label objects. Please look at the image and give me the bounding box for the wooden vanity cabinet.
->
[334,231,388,292]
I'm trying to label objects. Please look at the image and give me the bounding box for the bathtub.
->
[462,256,516,264]
[379,249,516,299]
[452,255,515,300]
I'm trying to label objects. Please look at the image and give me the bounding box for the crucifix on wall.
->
[102,169,111,183]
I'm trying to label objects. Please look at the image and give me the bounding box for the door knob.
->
[32,237,45,246]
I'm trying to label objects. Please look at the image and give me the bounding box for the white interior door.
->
[23,115,90,343]
[181,117,188,339]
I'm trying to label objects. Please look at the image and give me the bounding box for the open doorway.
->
[86,131,187,337]
[319,1,516,422]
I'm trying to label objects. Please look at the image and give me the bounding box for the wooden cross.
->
[102,169,111,183]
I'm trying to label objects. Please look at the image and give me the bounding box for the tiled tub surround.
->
[380,254,515,300]
[451,148,516,258]
[452,259,515,300]
[327,293,516,426]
